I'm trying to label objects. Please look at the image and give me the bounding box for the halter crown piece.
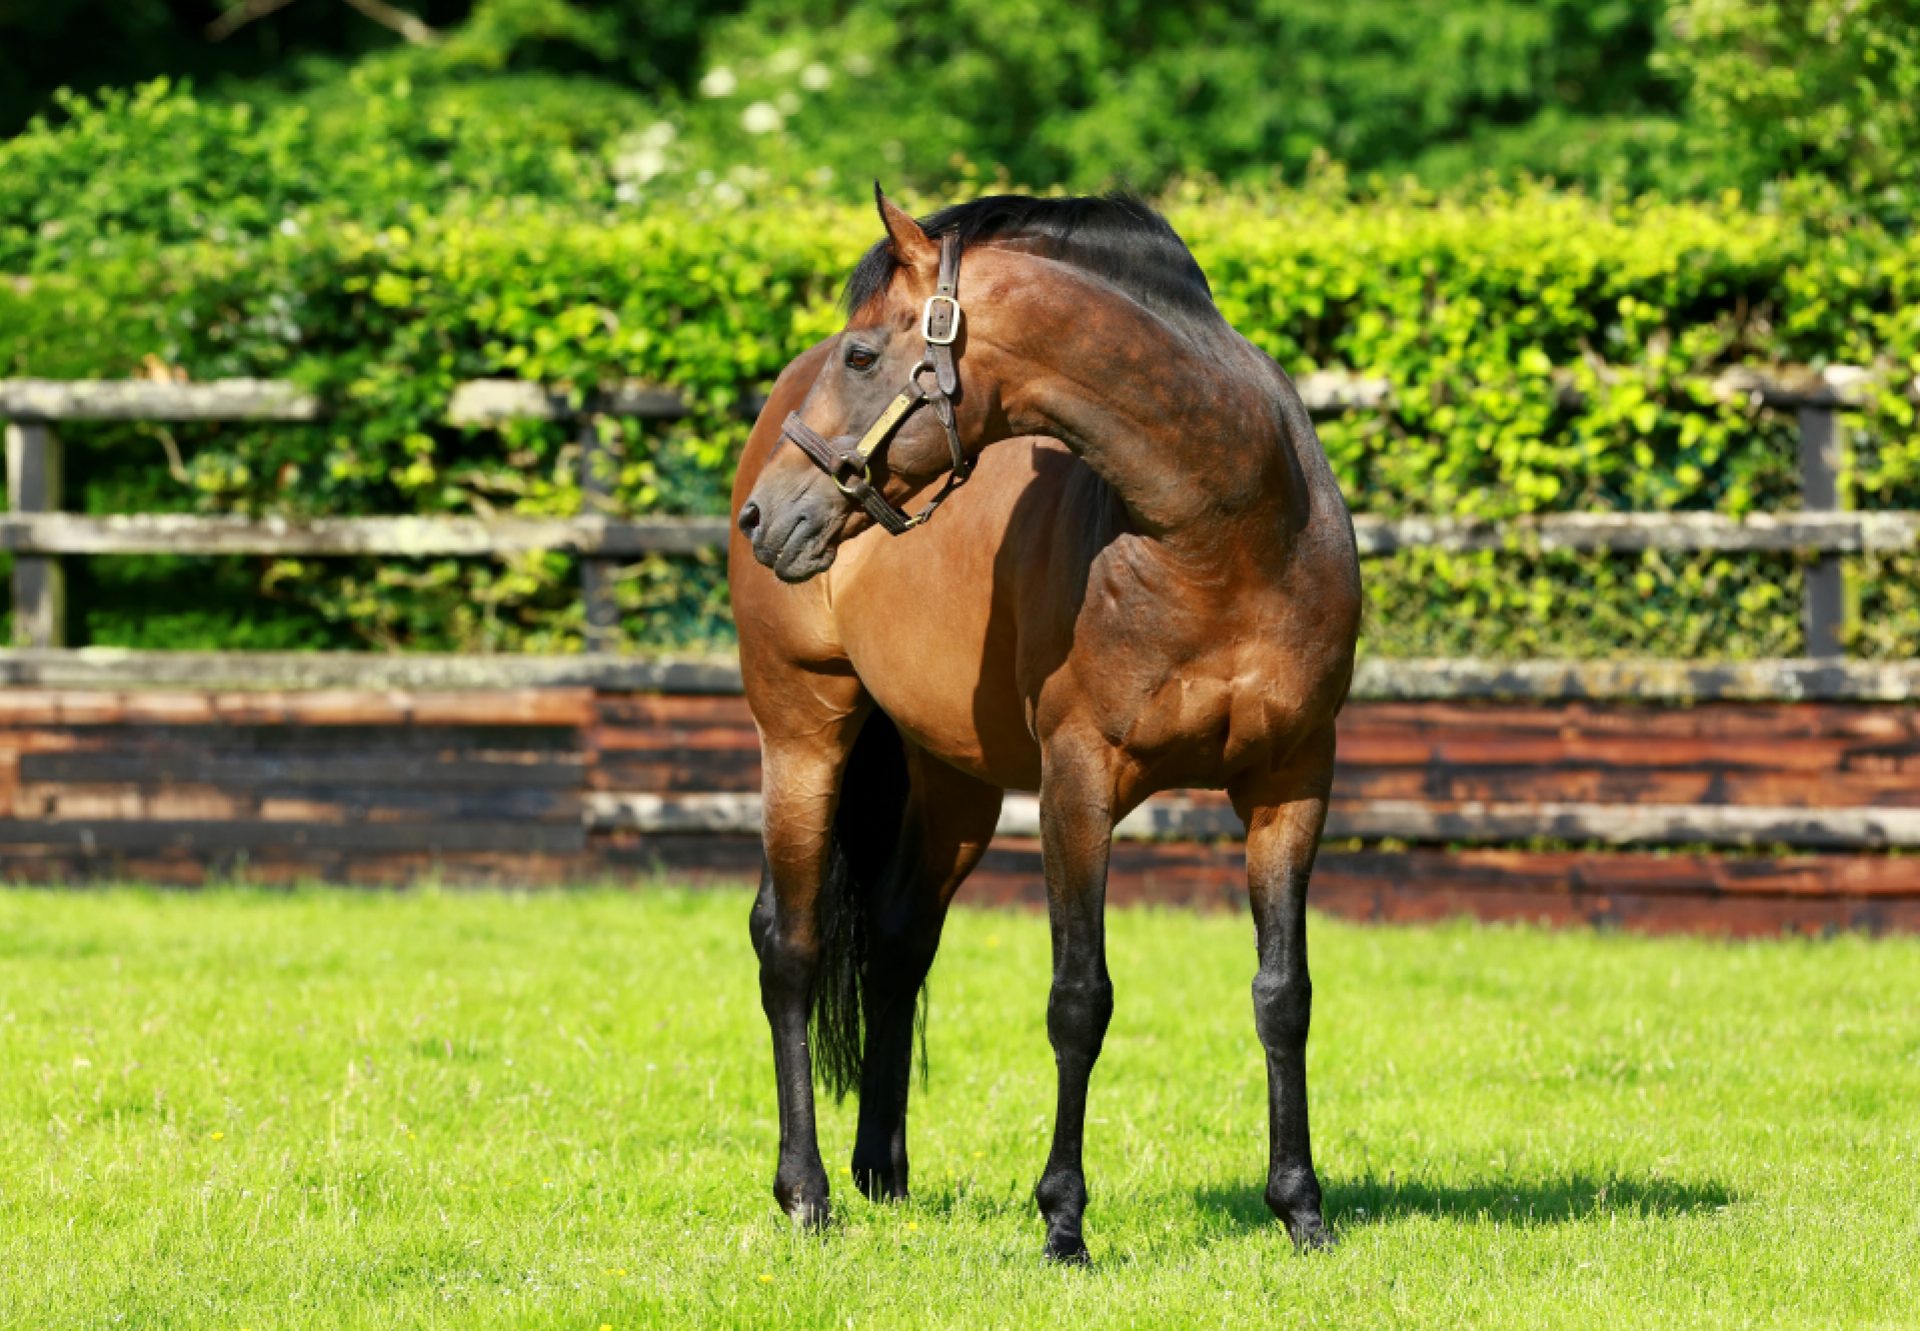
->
[779,233,971,535]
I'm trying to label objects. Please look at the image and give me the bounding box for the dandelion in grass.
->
[210,1131,225,1141]
[758,1273,774,1284]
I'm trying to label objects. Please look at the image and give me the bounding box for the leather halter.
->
[779,233,971,535]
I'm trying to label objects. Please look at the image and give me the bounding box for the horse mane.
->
[842,192,1217,330]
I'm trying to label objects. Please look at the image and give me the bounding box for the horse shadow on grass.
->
[1194,1172,1737,1238]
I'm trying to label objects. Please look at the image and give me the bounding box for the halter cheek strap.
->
[779,232,972,536]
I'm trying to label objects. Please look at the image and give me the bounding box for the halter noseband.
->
[779,233,971,536]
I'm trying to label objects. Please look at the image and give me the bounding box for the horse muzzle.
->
[739,481,843,583]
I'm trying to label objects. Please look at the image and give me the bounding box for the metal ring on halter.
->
[830,455,874,498]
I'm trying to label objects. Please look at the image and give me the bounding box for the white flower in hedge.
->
[741,101,784,135]
[800,62,832,91]
[699,67,738,98]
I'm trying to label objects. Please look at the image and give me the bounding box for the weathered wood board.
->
[1,687,1916,930]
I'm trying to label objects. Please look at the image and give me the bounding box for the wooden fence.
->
[6,366,1919,653]
[4,367,1920,931]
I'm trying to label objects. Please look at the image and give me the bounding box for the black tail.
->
[810,709,914,1102]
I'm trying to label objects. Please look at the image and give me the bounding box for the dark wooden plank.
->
[1339,700,1920,741]
[19,751,583,790]
[1332,764,1920,810]
[14,781,579,823]
[591,748,761,793]
[0,818,586,853]
[0,851,602,888]
[10,720,582,751]
[5,422,65,647]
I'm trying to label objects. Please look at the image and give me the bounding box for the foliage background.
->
[1,0,1916,657]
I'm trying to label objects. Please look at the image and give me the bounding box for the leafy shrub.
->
[0,76,653,272]
[660,0,1677,197]
[3,184,1917,657]
[1658,0,1920,216]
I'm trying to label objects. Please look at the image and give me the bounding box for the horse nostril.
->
[737,501,762,536]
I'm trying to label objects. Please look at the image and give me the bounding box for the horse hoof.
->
[784,1197,832,1232]
[1284,1213,1334,1251]
[852,1160,909,1204]
[1044,1231,1091,1266]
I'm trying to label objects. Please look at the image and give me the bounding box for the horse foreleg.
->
[1032,746,1117,1264]
[754,722,864,1229]
[1230,731,1336,1249]
[851,753,1003,1202]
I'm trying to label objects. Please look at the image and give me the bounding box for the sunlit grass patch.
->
[0,885,1915,1328]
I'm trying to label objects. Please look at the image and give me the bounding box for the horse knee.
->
[1252,969,1311,1049]
[1046,975,1114,1060]
[757,921,820,1009]
[748,876,776,959]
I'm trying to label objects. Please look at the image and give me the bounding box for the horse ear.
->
[874,183,938,273]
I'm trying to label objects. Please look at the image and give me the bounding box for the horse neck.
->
[1006,280,1304,552]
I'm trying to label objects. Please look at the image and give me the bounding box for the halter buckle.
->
[921,294,962,346]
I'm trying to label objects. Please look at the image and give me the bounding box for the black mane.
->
[843,192,1216,328]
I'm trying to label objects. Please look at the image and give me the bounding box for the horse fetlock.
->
[774,1162,832,1230]
[1043,1227,1092,1266]
[1264,1165,1327,1245]
[851,1144,909,1202]
[1037,1167,1092,1265]
[1035,1166,1088,1224]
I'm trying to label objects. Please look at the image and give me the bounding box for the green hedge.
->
[3,184,1918,658]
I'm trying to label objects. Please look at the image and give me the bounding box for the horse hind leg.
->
[1229,731,1337,1249]
[850,750,1004,1202]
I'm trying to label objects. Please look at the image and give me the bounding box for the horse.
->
[728,188,1361,1262]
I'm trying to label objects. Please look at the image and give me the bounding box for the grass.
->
[1,886,1917,1329]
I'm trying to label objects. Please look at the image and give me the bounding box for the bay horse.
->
[729,190,1361,1262]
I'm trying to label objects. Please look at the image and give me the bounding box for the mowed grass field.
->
[1,887,1917,1329]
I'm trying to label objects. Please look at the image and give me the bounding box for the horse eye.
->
[844,344,878,372]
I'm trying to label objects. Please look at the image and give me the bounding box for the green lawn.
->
[1,886,1917,1329]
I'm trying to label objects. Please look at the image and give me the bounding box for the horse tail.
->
[810,708,913,1102]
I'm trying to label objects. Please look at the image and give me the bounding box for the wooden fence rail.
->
[5,648,1920,701]
[6,366,1920,653]
[5,510,1920,559]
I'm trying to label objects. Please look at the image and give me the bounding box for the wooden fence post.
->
[578,413,619,652]
[1796,403,1845,658]
[6,420,66,647]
